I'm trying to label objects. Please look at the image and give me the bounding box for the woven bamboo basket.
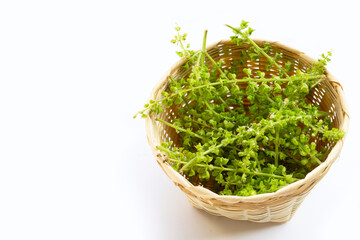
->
[145,39,349,223]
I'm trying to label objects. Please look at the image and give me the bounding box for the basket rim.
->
[145,38,350,203]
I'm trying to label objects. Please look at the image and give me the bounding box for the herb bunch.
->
[135,21,345,196]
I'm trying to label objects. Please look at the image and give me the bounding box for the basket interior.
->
[153,40,344,183]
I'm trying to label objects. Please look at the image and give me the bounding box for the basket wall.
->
[145,39,349,222]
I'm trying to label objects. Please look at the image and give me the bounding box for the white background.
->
[0,0,359,239]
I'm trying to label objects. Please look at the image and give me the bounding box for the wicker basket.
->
[145,39,349,222]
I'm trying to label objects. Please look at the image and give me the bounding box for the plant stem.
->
[225,24,289,78]
[155,118,206,140]
[310,75,326,88]
[184,74,323,93]
[247,38,290,78]
[134,74,324,118]
[265,93,276,105]
[177,28,190,58]
[204,101,232,120]
[181,96,191,109]
[195,29,208,69]
[180,138,233,172]
[188,118,221,131]
[157,145,172,155]
[201,30,208,66]
[311,155,322,165]
[204,51,230,80]
[218,96,232,111]
[298,142,322,165]
[165,157,298,180]
[274,125,280,167]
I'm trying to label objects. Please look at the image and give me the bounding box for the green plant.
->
[134,21,345,196]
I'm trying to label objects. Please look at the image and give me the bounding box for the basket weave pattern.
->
[145,39,349,222]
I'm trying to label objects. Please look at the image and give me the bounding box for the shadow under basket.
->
[145,39,350,223]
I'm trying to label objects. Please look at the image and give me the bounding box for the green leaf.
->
[223,120,234,129]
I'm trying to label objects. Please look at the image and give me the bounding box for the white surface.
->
[0,0,359,239]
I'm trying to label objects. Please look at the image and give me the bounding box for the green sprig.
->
[135,22,345,196]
